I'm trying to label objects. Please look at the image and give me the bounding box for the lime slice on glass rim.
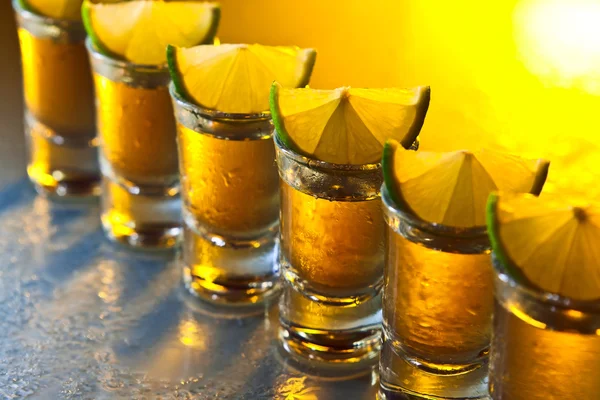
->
[168,43,316,114]
[487,192,600,301]
[270,83,430,164]
[382,141,550,228]
[19,0,83,20]
[82,0,220,65]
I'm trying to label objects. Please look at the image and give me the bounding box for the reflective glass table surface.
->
[0,183,378,399]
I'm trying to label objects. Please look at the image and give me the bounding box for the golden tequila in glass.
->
[87,43,181,249]
[171,85,280,305]
[14,0,98,198]
[489,258,600,400]
[380,187,492,399]
[276,135,384,368]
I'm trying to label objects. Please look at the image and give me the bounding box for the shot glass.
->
[489,257,600,400]
[170,84,280,306]
[13,0,98,198]
[379,186,492,399]
[87,42,181,249]
[275,135,384,368]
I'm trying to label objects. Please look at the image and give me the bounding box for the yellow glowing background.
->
[219,0,600,198]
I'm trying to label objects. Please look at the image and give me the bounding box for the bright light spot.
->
[509,303,547,330]
[565,309,584,319]
[276,377,320,400]
[178,319,206,350]
[97,261,120,304]
[51,170,65,181]
[515,0,600,93]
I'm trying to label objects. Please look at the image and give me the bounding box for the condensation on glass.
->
[489,257,600,400]
[13,0,99,198]
[171,84,280,306]
[275,135,384,371]
[380,187,492,400]
[87,42,181,249]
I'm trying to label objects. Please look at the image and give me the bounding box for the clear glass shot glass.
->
[170,84,280,306]
[275,135,384,368]
[13,0,98,198]
[87,41,181,250]
[489,256,600,400]
[379,186,492,399]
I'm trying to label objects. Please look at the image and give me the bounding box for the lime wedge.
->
[20,0,83,20]
[82,0,220,65]
[270,83,430,165]
[488,192,600,301]
[168,44,316,114]
[382,141,550,228]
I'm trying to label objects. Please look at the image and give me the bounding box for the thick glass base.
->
[25,112,100,199]
[101,178,182,250]
[182,219,280,306]
[279,284,381,369]
[379,339,490,400]
[281,255,383,307]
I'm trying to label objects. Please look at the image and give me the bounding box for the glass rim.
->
[85,37,169,73]
[13,0,86,42]
[12,0,79,26]
[169,82,272,121]
[493,256,600,312]
[381,185,489,238]
[274,134,381,173]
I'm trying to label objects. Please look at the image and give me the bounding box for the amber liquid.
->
[19,29,94,135]
[384,228,494,365]
[94,75,178,184]
[94,74,180,246]
[490,301,600,400]
[280,181,384,294]
[19,29,97,192]
[177,124,279,239]
[278,179,383,364]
